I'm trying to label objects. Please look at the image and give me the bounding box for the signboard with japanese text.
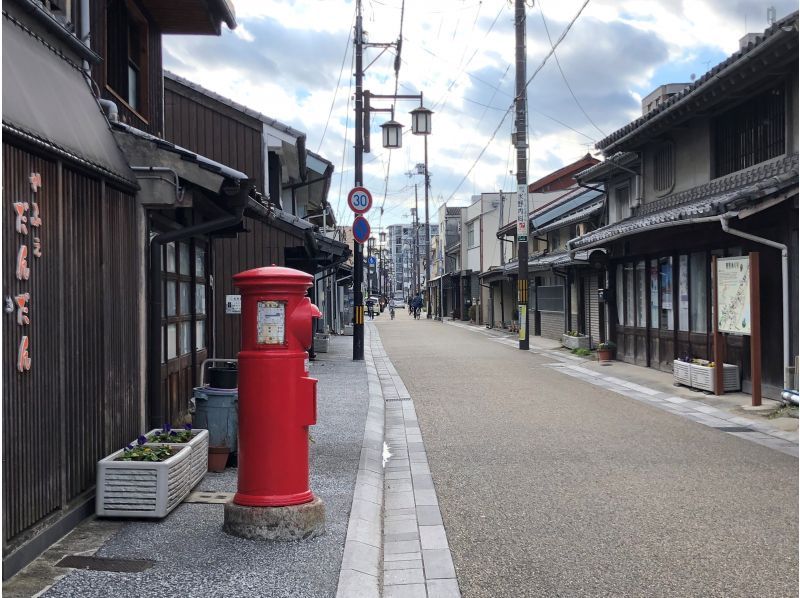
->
[716,256,751,335]
[516,184,528,243]
[225,294,241,314]
[256,300,286,345]
[11,172,42,372]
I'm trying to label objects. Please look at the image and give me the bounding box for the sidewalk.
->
[445,319,798,455]
[5,335,371,598]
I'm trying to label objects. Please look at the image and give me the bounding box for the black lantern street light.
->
[410,104,433,317]
[380,120,404,149]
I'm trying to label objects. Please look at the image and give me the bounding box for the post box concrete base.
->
[222,496,325,541]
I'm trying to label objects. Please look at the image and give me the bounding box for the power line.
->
[335,48,356,227]
[377,0,406,232]
[443,0,592,204]
[461,95,596,141]
[537,0,605,137]
[318,5,356,152]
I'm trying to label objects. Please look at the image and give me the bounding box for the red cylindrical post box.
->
[233,266,321,507]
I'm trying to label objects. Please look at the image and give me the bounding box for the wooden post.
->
[712,256,724,395]
[750,252,761,406]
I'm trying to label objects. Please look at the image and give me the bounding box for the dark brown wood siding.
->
[211,219,304,359]
[163,85,264,190]
[2,146,61,545]
[2,143,142,549]
[90,0,164,136]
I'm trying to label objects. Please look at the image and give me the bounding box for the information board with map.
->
[716,256,750,335]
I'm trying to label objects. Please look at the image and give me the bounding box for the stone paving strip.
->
[336,326,385,598]
[446,320,798,458]
[337,324,461,598]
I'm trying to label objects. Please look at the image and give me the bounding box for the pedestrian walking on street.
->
[366,297,375,320]
[412,293,423,319]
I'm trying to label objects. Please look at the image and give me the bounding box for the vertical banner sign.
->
[13,172,42,372]
[518,305,527,341]
[516,185,529,243]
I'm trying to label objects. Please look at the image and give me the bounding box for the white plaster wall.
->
[643,119,710,203]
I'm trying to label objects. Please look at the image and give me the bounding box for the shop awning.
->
[2,13,136,187]
[479,268,508,283]
[502,249,600,274]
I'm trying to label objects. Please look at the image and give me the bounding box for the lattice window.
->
[713,84,785,177]
[653,142,674,193]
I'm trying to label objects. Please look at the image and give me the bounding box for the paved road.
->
[374,313,798,597]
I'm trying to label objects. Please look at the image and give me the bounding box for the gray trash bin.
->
[193,386,238,454]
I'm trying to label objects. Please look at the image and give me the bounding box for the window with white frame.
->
[467,222,476,248]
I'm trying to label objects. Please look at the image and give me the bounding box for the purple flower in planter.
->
[169,430,177,437]
[184,423,192,431]
[137,435,147,445]
[125,444,133,451]
[163,423,172,433]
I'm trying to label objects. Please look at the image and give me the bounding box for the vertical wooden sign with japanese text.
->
[12,172,43,372]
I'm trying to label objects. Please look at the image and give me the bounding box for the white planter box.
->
[562,334,590,350]
[673,360,691,385]
[314,334,329,353]
[96,445,192,518]
[690,363,740,393]
[144,429,209,490]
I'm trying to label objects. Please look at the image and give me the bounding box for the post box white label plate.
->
[257,300,286,345]
[225,294,241,314]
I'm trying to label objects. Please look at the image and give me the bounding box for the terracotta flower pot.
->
[208,447,230,472]
[597,349,614,363]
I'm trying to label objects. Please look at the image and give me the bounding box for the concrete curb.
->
[370,324,462,598]
[335,326,385,598]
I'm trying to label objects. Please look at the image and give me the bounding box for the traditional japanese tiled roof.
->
[575,152,638,182]
[571,153,799,249]
[596,11,799,153]
[528,153,599,192]
[112,121,249,181]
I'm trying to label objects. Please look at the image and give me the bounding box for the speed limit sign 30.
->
[347,186,372,214]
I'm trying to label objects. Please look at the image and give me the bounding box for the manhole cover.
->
[184,491,234,504]
[56,555,154,573]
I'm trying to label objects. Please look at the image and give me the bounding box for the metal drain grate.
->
[385,398,411,402]
[184,491,234,504]
[717,426,754,433]
[56,555,155,573]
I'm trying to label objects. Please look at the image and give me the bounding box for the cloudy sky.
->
[163,0,796,229]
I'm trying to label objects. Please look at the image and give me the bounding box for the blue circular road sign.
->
[353,215,371,244]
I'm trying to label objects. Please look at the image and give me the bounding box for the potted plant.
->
[144,424,209,488]
[96,435,193,518]
[597,340,616,362]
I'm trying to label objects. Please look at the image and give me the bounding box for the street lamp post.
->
[353,0,433,357]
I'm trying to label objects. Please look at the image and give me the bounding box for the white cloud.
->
[164,0,797,228]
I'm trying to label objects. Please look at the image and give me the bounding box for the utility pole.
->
[352,0,365,360]
[424,136,432,317]
[515,0,530,350]
[413,186,419,295]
